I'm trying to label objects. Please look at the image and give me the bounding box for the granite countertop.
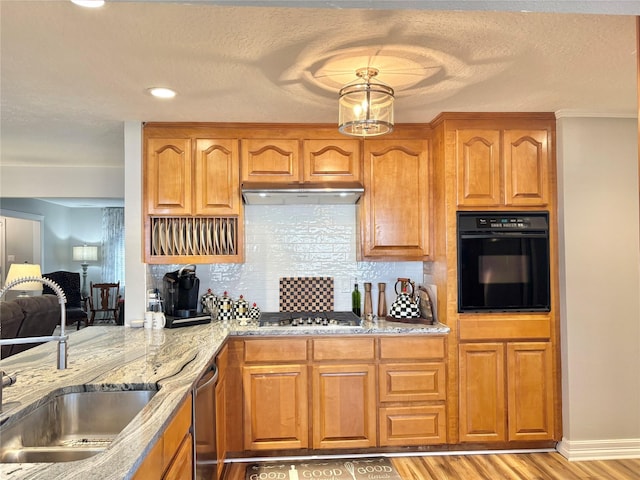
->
[0,318,449,479]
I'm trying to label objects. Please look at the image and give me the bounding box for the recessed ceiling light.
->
[148,87,177,99]
[71,0,105,8]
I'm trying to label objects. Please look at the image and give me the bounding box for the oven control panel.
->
[458,212,549,232]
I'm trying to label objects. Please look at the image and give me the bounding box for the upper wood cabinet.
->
[241,138,300,183]
[455,127,551,207]
[146,136,240,216]
[143,126,244,264]
[146,138,193,216]
[241,138,361,184]
[194,138,240,215]
[360,138,430,260]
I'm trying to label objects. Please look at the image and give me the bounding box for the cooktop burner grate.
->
[258,311,361,328]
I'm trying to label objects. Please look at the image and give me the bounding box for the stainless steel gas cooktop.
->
[258,311,361,328]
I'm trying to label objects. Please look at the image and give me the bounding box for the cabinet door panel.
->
[503,130,549,206]
[379,363,446,402]
[302,139,361,183]
[243,364,308,450]
[146,138,192,215]
[456,129,501,207]
[312,364,376,449]
[361,140,430,259]
[379,405,447,446]
[195,138,239,215]
[507,342,554,441]
[241,139,300,183]
[459,343,505,442]
[163,433,193,480]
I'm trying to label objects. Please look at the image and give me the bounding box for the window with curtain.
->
[101,207,125,286]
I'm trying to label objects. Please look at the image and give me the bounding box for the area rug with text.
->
[245,457,402,480]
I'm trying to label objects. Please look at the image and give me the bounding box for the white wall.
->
[556,116,640,459]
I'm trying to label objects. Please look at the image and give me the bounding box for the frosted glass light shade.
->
[72,245,99,262]
[338,68,394,137]
[4,263,43,291]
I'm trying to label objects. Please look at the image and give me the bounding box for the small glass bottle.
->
[352,281,361,317]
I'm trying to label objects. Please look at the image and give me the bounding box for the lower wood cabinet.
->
[311,364,377,449]
[132,393,193,480]
[458,341,554,443]
[239,336,448,453]
[378,336,448,447]
[242,364,309,450]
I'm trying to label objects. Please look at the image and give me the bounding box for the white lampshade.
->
[4,263,43,291]
[338,67,394,137]
[72,245,99,263]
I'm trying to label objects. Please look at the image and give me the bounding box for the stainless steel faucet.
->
[0,276,69,412]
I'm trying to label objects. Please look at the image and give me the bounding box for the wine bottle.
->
[352,281,361,317]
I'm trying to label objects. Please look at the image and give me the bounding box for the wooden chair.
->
[88,281,120,325]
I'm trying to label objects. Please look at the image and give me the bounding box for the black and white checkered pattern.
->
[279,277,334,312]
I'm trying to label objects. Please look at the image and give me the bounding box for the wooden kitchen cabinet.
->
[145,137,240,216]
[241,138,300,183]
[146,137,193,216]
[458,341,554,443]
[242,338,309,450]
[311,363,377,449]
[143,125,244,263]
[242,364,309,450]
[241,137,361,184]
[302,139,361,183]
[455,126,551,207]
[215,345,228,479]
[360,138,431,260]
[378,336,448,446]
[132,393,193,480]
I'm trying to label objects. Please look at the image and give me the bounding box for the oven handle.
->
[459,232,548,239]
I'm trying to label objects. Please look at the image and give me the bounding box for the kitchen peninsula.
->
[0,319,449,479]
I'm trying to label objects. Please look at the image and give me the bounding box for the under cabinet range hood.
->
[241,182,364,205]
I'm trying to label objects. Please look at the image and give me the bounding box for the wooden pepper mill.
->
[377,282,387,318]
[364,282,373,318]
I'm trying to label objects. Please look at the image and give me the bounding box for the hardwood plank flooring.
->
[222,453,640,480]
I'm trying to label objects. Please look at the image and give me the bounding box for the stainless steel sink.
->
[0,388,157,463]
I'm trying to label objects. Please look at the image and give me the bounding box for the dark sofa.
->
[0,295,60,358]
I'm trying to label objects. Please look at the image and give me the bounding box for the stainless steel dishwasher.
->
[194,363,219,480]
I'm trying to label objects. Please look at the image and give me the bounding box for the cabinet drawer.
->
[244,338,308,362]
[379,405,447,446]
[312,337,375,361]
[379,336,445,360]
[379,363,446,402]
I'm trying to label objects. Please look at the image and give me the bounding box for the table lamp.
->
[72,244,98,298]
[4,263,43,297]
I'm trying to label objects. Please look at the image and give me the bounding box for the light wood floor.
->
[222,453,640,480]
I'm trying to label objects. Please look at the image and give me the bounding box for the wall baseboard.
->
[557,438,640,460]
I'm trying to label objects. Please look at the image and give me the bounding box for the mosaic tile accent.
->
[279,276,333,312]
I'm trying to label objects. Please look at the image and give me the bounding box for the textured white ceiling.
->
[0,0,638,174]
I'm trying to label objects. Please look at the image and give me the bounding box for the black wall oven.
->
[457,211,551,313]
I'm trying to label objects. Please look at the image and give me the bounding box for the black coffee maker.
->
[163,264,200,318]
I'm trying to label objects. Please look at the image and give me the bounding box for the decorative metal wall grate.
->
[150,217,238,256]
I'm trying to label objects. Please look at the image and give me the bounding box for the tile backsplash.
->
[147,205,424,312]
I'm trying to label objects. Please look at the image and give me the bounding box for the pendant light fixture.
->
[338,67,394,137]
